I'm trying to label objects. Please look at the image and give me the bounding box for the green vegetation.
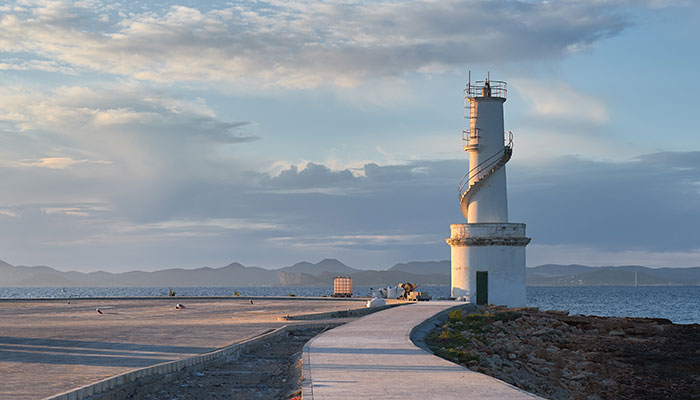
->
[425,308,522,365]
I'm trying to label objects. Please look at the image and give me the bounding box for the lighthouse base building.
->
[447,77,530,307]
[447,223,530,307]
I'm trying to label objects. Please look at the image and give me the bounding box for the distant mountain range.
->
[527,264,700,286]
[1,258,699,287]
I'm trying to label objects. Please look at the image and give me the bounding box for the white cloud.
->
[141,218,284,232]
[267,233,439,249]
[513,79,609,124]
[41,205,110,217]
[0,0,629,88]
[0,209,19,218]
[19,157,110,169]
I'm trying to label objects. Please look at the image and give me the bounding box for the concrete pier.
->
[0,297,365,399]
[303,301,542,399]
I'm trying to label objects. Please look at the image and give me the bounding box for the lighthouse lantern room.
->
[446,75,531,307]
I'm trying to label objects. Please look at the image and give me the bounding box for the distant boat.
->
[634,271,638,287]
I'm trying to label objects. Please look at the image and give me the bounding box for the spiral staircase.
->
[458,131,513,220]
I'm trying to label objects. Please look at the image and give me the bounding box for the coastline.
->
[426,305,700,399]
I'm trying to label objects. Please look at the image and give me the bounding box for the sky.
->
[0,0,699,272]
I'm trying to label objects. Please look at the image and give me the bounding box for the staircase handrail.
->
[458,131,513,199]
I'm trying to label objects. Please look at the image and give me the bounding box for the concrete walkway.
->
[303,301,542,399]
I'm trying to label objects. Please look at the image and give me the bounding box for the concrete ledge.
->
[43,322,343,400]
[278,303,404,321]
[0,296,367,303]
[301,336,315,399]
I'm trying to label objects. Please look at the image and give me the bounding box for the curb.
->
[278,303,405,321]
[43,322,343,400]
[410,303,474,351]
[1,296,367,303]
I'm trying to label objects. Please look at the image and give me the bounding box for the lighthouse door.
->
[476,271,488,305]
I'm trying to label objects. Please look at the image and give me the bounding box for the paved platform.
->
[303,301,542,399]
[0,297,365,400]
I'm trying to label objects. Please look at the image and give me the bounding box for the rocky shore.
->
[426,306,700,400]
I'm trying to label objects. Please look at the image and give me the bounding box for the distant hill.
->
[1,258,699,288]
[0,258,444,288]
[388,261,450,276]
[526,265,700,286]
[277,258,360,275]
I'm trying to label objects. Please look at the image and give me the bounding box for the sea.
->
[1,285,698,324]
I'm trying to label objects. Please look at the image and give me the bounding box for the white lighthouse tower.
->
[446,76,531,307]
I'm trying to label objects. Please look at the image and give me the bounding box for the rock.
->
[601,379,618,390]
[608,329,625,336]
[568,380,582,392]
[571,372,592,380]
[509,353,517,360]
[577,361,594,371]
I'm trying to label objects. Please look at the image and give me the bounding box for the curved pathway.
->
[303,301,542,399]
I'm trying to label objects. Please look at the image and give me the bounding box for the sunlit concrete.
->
[0,297,365,400]
[304,301,541,399]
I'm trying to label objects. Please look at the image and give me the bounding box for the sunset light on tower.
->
[447,75,531,307]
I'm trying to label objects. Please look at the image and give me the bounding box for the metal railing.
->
[462,128,480,149]
[464,80,507,99]
[458,131,513,199]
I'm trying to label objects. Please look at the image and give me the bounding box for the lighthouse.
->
[446,76,531,307]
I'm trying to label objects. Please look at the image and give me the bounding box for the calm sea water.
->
[1,285,698,324]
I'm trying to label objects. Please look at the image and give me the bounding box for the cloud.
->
[509,151,700,253]
[267,233,439,251]
[513,79,609,124]
[19,157,110,169]
[261,162,358,190]
[0,0,630,88]
[0,84,255,174]
[0,82,259,230]
[41,205,109,217]
[0,209,19,218]
[0,149,698,269]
